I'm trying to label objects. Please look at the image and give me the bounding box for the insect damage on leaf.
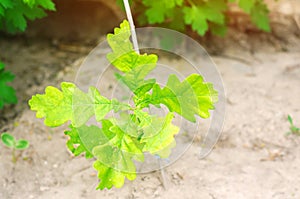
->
[29,20,218,190]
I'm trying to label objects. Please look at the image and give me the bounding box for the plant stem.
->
[12,148,17,163]
[123,0,140,54]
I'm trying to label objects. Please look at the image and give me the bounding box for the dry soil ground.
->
[1,1,300,199]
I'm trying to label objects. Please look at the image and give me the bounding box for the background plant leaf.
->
[0,0,55,33]
[15,139,29,150]
[0,63,18,109]
[1,133,15,148]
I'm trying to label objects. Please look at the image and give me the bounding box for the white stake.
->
[123,0,140,54]
[122,0,168,189]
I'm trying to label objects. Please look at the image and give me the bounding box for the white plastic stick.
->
[122,0,168,189]
[123,0,140,54]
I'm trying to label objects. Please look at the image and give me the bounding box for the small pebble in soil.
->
[39,186,50,191]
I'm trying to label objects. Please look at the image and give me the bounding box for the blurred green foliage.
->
[0,0,55,33]
[121,0,271,36]
[0,62,17,109]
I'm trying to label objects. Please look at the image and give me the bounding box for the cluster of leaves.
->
[0,0,55,33]
[286,115,300,136]
[0,62,17,109]
[126,0,271,36]
[29,20,218,190]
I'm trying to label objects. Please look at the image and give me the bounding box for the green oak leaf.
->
[92,119,144,173]
[141,113,179,158]
[186,74,218,116]
[29,82,76,127]
[29,82,128,127]
[133,109,152,128]
[73,86,128,127]
[109,51,158,74]
[118,60,157,93]
[107,20,132,65]
[106,20,158,73]
[64,124,110,158]
[93,160,136,190]
[148,74,218,122]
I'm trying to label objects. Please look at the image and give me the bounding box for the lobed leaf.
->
[183,0,227,36]
[0,0,55,33]
[109,51,158,74]
[29,82,76,127]
[93,120,144,169]
[93,160,136,190]
[29,82,126,127]
[91,119,144,189]
[147,74,218,122]
[141,113,179,158]
[106,20,158,73]
[183,6,208,36]
[118,60,157,93]
[142,0,183,24]
[64,125,109,158]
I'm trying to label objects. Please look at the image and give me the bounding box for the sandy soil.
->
[1,1,300,199]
